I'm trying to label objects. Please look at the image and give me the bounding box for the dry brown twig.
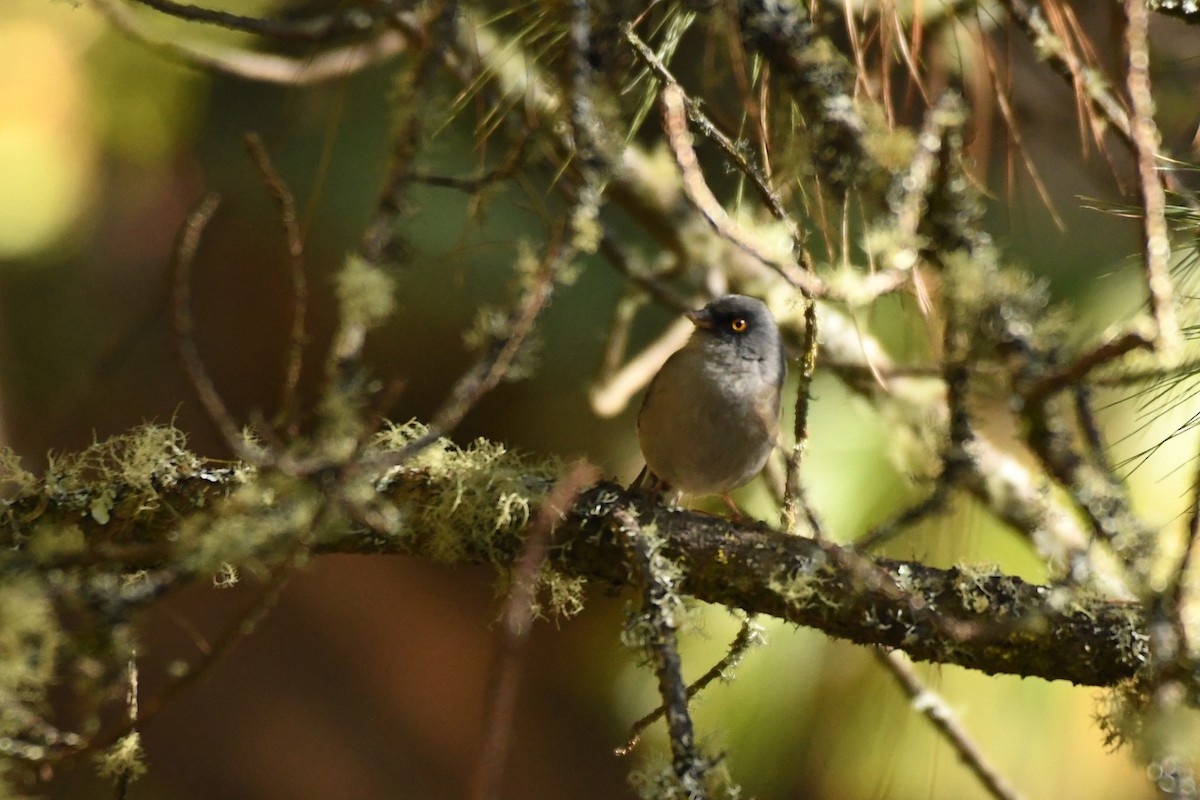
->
[470,462,600,800]
[90,0,416,86]
[171,193,267,464]
[615,615,763,757]
[1123,0,1182,362]
[242,134,308,435]
[875,649,1025,800]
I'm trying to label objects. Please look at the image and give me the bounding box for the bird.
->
[634,294,787,509]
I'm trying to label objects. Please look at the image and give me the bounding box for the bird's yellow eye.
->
[730,318,748,332]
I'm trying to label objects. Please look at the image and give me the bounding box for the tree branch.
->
[1,435,1150,689]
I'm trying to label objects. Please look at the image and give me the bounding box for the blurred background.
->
[3,0,1200,797]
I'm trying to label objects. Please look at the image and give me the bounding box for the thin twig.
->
[359,0,456,266]
[1124,0,1182,361]
[128,0,390,41]
[1163,449,1200,661]
[857,288,974,552]
[403,132,530,194]
[243,134,308,435]
[657,82,908,303]
[596,229,694,313]
[1021,325,1154,404]
[782,299,819,533]
[875,649,1025,800]
[615,506,709,798]
[626,24,806,261]
[657,83,825,298]
[91,0,414,86]
[383,232,567,467]
[470,463,599,800]
[615,615,763,757]
[171,193,265,464]
[47,547,302,766]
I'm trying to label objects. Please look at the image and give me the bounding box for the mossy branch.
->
[1,427,1148,689]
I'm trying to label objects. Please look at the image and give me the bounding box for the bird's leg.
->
[721,493,747,522]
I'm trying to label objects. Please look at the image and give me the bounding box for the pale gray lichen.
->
[627,748,743,800]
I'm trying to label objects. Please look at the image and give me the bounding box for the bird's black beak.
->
[686,308,714,329]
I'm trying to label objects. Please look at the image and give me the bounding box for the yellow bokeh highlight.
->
[0,15,95,259]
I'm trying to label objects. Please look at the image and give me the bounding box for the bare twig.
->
[383,232,567,468]
[359,0,457,267]
[243,134,308,434]
[1124,0,1182,361]
[857,270,975,552]
[658,83,826,299]
[590,315,692,419]
[875,649,1025,800]
[47,549,301,766]
[404,133,530,195]
[615,615,763,757]
[90,0,414,86]
[1021,325,1154,405]
[626,25,806,261]
[127,0,390,41]
[171,193,266,463]
[470,463,599,800]
[657,82,908,303]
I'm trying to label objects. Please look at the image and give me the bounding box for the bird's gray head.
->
[686,294,783,368]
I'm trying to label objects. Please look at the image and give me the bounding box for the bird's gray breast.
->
[637,341,780,495]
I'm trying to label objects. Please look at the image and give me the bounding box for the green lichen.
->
[537,565,586,619]
[0,449,35,497]
[38,425,202,519]
[767,555,834,610]
[176,475,324,575]
[95,731,146,785]
[0,576,61,712]
[861,110,917,173]
[952,563,1004,615]
[335,254,396,330]
[628,748,743,800]
[26,522,85,564]
[374,420,560,563]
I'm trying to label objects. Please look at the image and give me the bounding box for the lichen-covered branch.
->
[0,427,1150,688]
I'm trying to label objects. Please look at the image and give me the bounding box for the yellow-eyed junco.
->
[634,294,786,504]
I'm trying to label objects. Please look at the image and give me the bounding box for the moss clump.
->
[0,576,61,714]
[95,732,146,785]
[176,474,324,575]
[36,425,203,520]
[0,449,36,498]
[375,420,561,563]
[26,522,86,564]
[628,749,744,800]
[335,255,396,330]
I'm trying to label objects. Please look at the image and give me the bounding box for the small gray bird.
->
[635,294,786,505]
